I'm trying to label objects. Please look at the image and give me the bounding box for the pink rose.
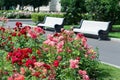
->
[69,59,79,69]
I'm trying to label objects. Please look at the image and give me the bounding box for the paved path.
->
[6,19,120,68]
[87,38,120,68]
[5,19,34,28]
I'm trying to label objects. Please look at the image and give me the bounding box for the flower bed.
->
[0,21,99,80]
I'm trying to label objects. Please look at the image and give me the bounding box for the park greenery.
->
[0,20,100,80]
[0,0,120,25]
[0,0,120,79]
[61,0,120,25]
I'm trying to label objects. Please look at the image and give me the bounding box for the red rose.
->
[32,72,41,77]
[53,60,59,67]
[16,22,22,27]
[25,59,35,67]
[11,32,17,36]
[0,27,5,32]
[43,64,51,70]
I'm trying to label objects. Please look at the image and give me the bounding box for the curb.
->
[8,19,32,21]
[110,38,120,42]
[101,61,120,69]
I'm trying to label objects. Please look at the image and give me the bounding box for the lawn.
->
[96,62,120,80]
[109,25,120,38]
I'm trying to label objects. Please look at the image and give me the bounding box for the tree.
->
[2,0,18,10]
[85,0,101,20]
[16,0,27,10]
[28,0,50,12]
[62,0,86,24]
[1,0,50,11]
[60,0,72,12]
[0,0,4,10]
[85,0,120,25]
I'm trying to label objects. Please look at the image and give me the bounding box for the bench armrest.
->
[98,30,109,40]
[55,24,64,32]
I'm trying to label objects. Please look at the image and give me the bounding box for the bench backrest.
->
[44,17,64,27]
[80,20,111,32]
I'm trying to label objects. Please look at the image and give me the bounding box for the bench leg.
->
[98,30,109,40]
[55,25,63,33]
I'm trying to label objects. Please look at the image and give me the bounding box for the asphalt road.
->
[5,19,120,68]
[5,19,35,28]
[87,38,120,68]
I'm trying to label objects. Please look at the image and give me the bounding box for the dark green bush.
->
[62,0,86,25]
[85,0,120,25]
[61,0,120,25]
[31,13,64,23]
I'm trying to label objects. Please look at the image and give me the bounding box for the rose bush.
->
[0,21,99,80]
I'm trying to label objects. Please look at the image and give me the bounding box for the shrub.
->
[31,13,64,23]
[61,0,86,25]
[0,21,99,80]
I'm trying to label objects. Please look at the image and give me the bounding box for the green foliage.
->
[2,0,18,10]
[109,32,120,38]
[61,0,120,25]
[62,0,86,25]
[109,25,120,38]
[0,50,13,80]
[28,0,50,8]
[85,0,120,24]
[31,13,64,23]
[96,63,120,80]
[60,0,72,12]
[0,0,4,7]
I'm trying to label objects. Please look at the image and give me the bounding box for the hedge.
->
[31,13,64,23]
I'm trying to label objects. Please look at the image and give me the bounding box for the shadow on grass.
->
[92,63,120,80]
[94,68,112,80]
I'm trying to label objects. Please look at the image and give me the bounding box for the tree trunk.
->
[33,7,36,12]
[37,7,40,12]
[5,6,10,10]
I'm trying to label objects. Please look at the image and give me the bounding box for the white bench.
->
[73,19,112,40]
[37,16,64,32]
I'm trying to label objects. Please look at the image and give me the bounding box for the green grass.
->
[109,25,120,38]
[64,25,120,39]
[64,25,75,30]
[109,32,120,38]
[96,63,120,80]
[111,25,120,31]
